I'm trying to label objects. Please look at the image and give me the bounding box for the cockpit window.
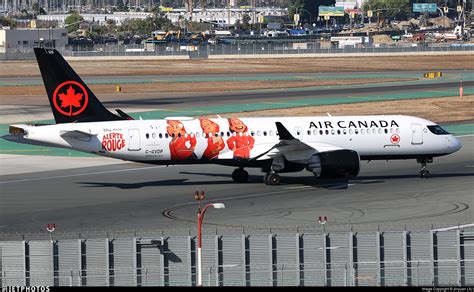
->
[427,125,450,135]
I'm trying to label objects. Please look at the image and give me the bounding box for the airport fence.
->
[1,42,473,60]
[1,229,473,286]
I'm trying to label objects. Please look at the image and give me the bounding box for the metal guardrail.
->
[1,43,473,60]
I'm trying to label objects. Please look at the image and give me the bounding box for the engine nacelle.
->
[307,150,360,178]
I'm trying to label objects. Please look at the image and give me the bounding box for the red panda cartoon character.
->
[226,117,255,159]
[200,118,225,160]
[167,120,197,160]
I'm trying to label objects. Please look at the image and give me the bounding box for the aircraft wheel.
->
[232,169,249,183]
[420,169,430,178]
[264,172,280,185]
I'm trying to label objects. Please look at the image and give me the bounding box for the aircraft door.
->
[411,124,423,145]
[128,129,141,151]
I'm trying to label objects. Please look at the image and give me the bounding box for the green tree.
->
[31,2,47,15]
[65,13,84,33]
[241,13,251,31]
[85,24,107,40]
[288,0,304,23]
[0,16,16,27]
[363,0,411,21]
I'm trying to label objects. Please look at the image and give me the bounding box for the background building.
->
[0,27,68,53]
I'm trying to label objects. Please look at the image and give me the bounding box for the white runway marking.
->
[432,223,474,232]
[455,134,474,138]
[0,165,168,184]
[285,186,311,190]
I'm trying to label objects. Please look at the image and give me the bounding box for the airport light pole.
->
[195,191,225,286]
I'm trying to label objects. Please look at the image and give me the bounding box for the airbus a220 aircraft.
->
[7,48,462,185]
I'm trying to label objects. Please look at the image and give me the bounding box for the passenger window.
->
[152,133,156,139]
[325,130,329,135]
[384,129,388,134]
[146,133,149,139]
[269,131,274,136]
[378,128,383,134]
[361,129,365,135]
[250,131,255,136]
[343,130,347,135]
[349,129,353,135]
[320,130,323,135]
[257,131,261,136]
[159,133,163,138]
[307,130,311,135]
[396,128,400,134]
[373,128,377,134]
[165,133,169,138]
[313,130,318,135]
[263,131,267,136]
[337,130,341,135]
[331,130,335,135]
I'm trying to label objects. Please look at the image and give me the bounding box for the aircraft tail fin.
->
[34,47,125,124]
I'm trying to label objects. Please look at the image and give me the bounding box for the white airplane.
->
[7,48,462,185]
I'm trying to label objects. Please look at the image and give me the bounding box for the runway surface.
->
[1,75,473,124]
[1,136,472,234]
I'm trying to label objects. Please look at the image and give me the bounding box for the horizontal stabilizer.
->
[60,130,97,139]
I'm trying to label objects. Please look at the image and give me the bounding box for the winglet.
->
[275,122,295,140]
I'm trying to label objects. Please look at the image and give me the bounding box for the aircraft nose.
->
[449,136,462,153]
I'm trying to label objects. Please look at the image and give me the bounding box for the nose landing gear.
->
[417,157,433,178]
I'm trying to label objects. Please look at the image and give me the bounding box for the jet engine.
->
[307,150,360,178]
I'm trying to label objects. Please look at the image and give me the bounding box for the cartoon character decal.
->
[226,117,255,159]
[199,118,225,160]
[167,120,197,160]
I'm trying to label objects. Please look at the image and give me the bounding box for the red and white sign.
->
[46,223,56,233]
[390,134,400,144]
[53,81,89,116]
[102,132,126,151]
[318,216,328,225]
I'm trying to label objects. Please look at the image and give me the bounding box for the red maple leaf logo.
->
[53,81,89,116]
[391,134,400,144]
[58,86,83,109]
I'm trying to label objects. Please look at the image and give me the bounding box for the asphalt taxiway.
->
[1,136,472,235]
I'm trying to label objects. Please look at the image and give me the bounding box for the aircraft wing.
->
[253,122,343,161]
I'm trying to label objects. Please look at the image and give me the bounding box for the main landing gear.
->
[232,168,249,183]
[418,157,433,178]
[264,171,280,185]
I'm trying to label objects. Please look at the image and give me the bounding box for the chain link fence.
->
[2,42,473,60]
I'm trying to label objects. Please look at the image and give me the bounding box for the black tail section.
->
[34,48,125,124]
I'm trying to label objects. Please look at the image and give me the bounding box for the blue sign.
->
[413,3,437,13]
